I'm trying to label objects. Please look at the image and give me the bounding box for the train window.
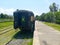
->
[31,16,34,22]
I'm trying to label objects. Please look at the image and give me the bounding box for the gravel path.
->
[7,39,32,45]
[36,21,60,45]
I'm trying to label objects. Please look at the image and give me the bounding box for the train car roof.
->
[14,10,34,14]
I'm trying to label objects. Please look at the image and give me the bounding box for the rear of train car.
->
[13,10,35,32]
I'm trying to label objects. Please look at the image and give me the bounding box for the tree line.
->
[0,13,13,22]
[36,3,60,24]
[0,13,13,19]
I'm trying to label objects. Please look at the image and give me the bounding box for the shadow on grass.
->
[13,30,34,39]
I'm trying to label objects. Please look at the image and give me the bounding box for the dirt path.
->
[36,21,60,45]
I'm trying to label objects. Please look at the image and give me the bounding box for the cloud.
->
[0,8,16,15]
[0,8,41,16]
[21,8,41,16]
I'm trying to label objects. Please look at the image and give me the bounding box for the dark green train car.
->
[13,10,35,32]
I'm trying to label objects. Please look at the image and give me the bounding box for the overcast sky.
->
[0,0,60,16]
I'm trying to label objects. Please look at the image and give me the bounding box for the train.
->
[13,10,35,32]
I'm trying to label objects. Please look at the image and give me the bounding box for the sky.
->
[0,0,60,16]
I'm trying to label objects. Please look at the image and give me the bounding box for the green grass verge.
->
[27,39,33,45]
[0,19,13,22]
[0,29,19,45]
[0,21,13,29]
[0,21,20,45]
[44,22,60,31]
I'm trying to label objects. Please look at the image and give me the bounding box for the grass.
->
[0,18,13,22]
[0,28,33,45]
[0,21,13,29]
[44,22,60,31]
[27,39,33,45]
[0,21,33,45]
[0,29,19,45]
[0,21,20,45]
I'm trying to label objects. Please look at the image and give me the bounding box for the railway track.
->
[6,31,33,45]
[0,26,13,35]
[0,26,16,45]
[0,26,12,31]
[0,26,33,45]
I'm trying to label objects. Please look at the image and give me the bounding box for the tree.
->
[49,3,58,23]
[49,5,53,12]
[35,15,40,20]
[40,13,46,21]
[55,12,60,24]
[49,2,58,12]
[0,13,4,18]
[59,9,60,12]
[40,12,55,22]
[39,3,60,24]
